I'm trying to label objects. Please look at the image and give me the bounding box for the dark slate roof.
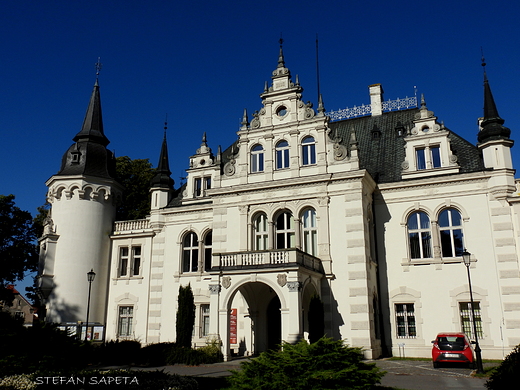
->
[328,109,485,184]
[56,81,116,179]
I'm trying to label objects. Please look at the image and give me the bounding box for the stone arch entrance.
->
[222,280,284,358]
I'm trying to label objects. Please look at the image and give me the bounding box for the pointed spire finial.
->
[95,57,102,81]
[318,93,325,115]
[481,47,488,82]
[241,108,249,129]
[164,114,168,137]
[278,34,285,68]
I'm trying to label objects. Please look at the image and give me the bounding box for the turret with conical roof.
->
[39,64,121,328]
[151,129,174,210]
[477,60,514,170]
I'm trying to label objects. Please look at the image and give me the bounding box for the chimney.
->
[369,84,384,116]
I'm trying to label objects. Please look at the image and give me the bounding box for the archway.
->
[225,281,283,356]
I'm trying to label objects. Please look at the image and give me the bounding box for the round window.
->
[276,106,287,117]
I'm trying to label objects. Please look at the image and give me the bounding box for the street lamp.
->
[85,269,96,342]
[462,250,484,374]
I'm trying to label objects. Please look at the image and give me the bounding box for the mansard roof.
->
[328,109,485,184]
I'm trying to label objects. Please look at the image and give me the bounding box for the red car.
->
[431,332,475,368]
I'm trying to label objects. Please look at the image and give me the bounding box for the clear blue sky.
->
[2,0,519,294]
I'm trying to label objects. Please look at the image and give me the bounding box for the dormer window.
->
[195,177,211,197]
[416,146,441,170]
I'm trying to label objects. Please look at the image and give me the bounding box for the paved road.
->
[375,359,490,390]
[132,358,495,389]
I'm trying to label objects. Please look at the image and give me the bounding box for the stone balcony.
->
[214,248,324,274]
[113,219,151,234]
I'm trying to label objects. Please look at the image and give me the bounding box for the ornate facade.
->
[38,49,520,360]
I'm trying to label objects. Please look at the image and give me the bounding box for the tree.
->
[308,294,325,343]
[228,337,384,390]
[114,156,156,221]
[176,284,195,348]
[0,195,38,305]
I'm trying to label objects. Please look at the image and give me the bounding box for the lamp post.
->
[462,250,484,374]
[85,269,96,342]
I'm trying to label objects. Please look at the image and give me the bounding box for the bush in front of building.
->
[227,337,384,390]
[90,339,142,366]
[486,344,520,390]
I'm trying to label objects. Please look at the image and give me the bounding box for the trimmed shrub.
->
[227,337,384,390]
[92,340,142,365]
[486,344,520,389]
[167,339,223,366]
[176,284,195,348]
[137,342,176,367]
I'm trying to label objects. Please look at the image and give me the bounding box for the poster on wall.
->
[230,308,237,344]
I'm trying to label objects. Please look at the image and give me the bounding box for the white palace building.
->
[38,47,520,360]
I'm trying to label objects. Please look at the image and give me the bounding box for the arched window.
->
[302,208,317,255]
[276,140,290,169]
[203,231,212,271]
[253,213,268,250]
[276,211,295,249]
[407,212,432,259]
[439,208,464,257]
[182,232,198,272]
[301,136,316,166]
[251,144,264,173]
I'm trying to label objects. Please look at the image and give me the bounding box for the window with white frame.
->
[302,208,317,255]
[395,303,416,338]
[118,306,134,337]
[182,232,199,272]
[459,302,483,339]
[407,212,432,259]
[276,140,290,169]
[254,213,268,250]
[439,208,464,257]
[276,211,295,249]
[194,177,211,197]
[203,231,212,271]
[200,304,210,337]
[416,146,441,170]
[251,144,264,173]
[301,136,316,166]
[118,246,142,277]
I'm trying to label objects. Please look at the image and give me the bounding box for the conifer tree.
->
[176,284,195,348]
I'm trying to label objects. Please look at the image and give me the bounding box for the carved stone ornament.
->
[209,284,221,295]
[449,154,458,163]
[333,143,348,161]
[401,160,409,170]
[277,274,287,287]
[222,276,231,289]
[224,161,236,176]
[287,281,302,292]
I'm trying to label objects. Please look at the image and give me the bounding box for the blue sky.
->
[2,0,519,293]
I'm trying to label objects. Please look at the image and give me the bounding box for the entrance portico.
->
[208,248,323,360]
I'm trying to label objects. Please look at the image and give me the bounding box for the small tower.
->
[150,128,174,210]
[478,63,514,169]
[38,65,121,328]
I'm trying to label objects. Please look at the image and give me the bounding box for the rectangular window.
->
[395,303,416,338]
[459,302,483,339]
[132,246,141,276]
[118,306,133,337]
[119,247,129,277]
[201,304,210,337]
[194,177,211,197]
[431,146,441,168]
[416,148,426,170]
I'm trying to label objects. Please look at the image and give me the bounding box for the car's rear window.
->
[437,336,465,350]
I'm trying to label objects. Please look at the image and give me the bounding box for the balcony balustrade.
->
[215,248,323,273]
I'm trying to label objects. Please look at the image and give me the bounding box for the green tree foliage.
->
[0,195,38,304]
[308,294,325,344]
[114,156,156,221]
[227,337,384,390]
[486,344,520,389]
[176,284,195,348]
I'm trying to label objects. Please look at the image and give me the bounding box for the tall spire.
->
[73,59,109,147]
[478,56,511,143]
[151,120,174,189]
